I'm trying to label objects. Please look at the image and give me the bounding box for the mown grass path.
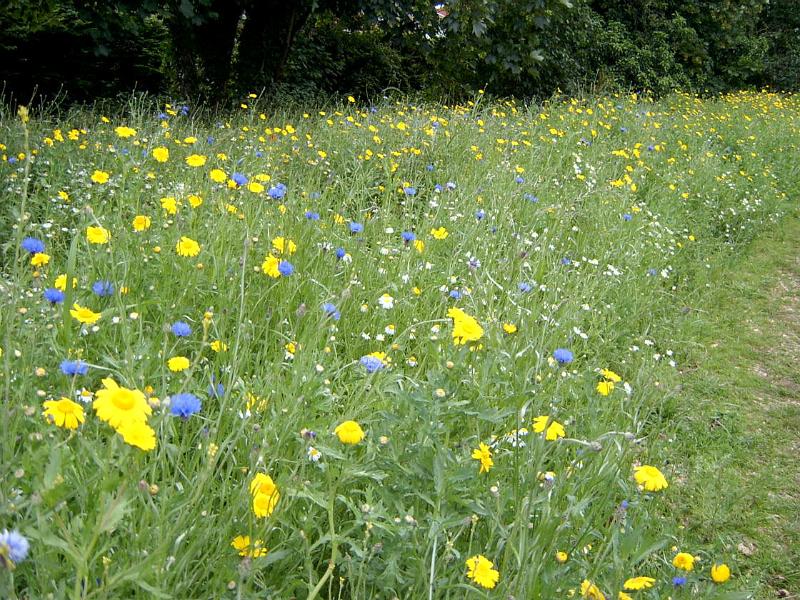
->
[665,212,800,599]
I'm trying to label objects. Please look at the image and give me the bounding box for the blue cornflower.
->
[157,112,169,120]
[553,348,573,364]
[170,393,202,418]
[426,164,435,171]
[623,213,632,221]
[44,288,64,304]
[620,126,628,133]
[647,144,655,151]
[305,211,320,220]
[561,257,571,265]
[647,268,658,277]
[449,290,462,300]
[92,280,114,297]
[446,181,456,190]
[403,186,416,196]
[171,321,192,337]
[360,355,384,373]
[672,577,686,586]
[523,193,539,203]
[206,136,215,144]
[8,156,18,164]
[60,359,88,376]
[349,222,363,234]
[21,237,45,254]
[515,176,525,184]
[278,261,294,276]
[433,184,443,192]
[401,231,416,243]
[232,172,248,186]
[335,247,346,260]
[255,151,263,158]
[475,209,485,220]
[322,302,341,320]
[620,499,629,510]
[268,183,287,199]
[518,282,533,293]
[0,529,29,564]
[208,377,224,398]
[179,105,190,116]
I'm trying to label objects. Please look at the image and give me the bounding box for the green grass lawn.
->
[0,91,798,599]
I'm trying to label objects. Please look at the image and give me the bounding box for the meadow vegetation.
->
[0,90,798,598]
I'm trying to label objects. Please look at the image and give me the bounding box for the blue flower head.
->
[208,377,224,398]
[433,184,443,192]
[349,222,363,234]
[360,355,384,373]
[322,302,341,320]
[0,529,29,564]
[268,183,287,199]
[515,176,525,184]
[672,577,686,587]
[255,151,263,158]
[278,261,294,276]
[170,393,202,418]
[561,257,571,265]
[44,288,65,304]
[518,282,533,293]
[60,360,88,376]
[647,268,658,277]
[305,211,320,221]
[22,237,45,254]
[206,136,215,144]
[171,321,192,337]
[92,280,114,297]
[401,231,416,243]
[449,290,462,300]
[475,209,485,220]
[232,172,248,186]
[523,193,539,203]
[335,247,346,260]
[180,105,190,116]
[553,348,573,365]
[403,186,416,196]
[426,164,435,171]
[446,181,456,190]
[623,213,633,221]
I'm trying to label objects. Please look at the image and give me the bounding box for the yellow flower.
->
[618,593,633,600]
[580,579,606,600]
[117,420,157,451]
[86,226,110,244]
[176,236,201,257]
[152,146,169,162]
[187,194,203,208]
[209,168,227,183]
[431,226,449,240]
[30,252,50,267]
[596,381,614,396]
[185,154,207,167]
[271,236,297,255]
[250,473,280,518]
[54,274,77,291]
[710,563,730,583]
[247,182,264,193]
[672,552,696,571]
[90,170,110,184]
[413,239,425,253]
[600,368,622,382]
[231,536,268,558]
[334,420,365,444]
[132,215,151,231]
[555,551,568,563]
[447,307,484,345]
[502,322,518,334]
[209,340,227,353]
[633,465,668,492]
[261,254,281,278]
[160,196,178,214]
[114,126,137,138]
[465,555,500,589]
[623,576,655,590]
[93,377,151,429]
[167,356,190,372]
[43,397,85,429]
[471,442,493,473]
[70,303,101,324]
[532,416,566,441]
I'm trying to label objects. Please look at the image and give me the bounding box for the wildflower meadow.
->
[1,90,798,598]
